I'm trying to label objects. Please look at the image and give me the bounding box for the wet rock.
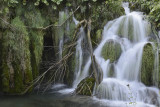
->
[141,43,154,86]
[76,77,95,96]
[101,40,122,63]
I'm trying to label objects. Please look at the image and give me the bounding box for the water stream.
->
[55,3,160,106]
[81,2,160,106]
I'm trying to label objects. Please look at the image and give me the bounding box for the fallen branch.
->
[87,19,103,85]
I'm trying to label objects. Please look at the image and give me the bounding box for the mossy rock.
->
[76,77,95,96]
[101,40,122,63]
[141,43,154,86]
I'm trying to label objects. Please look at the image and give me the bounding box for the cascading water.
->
[59,39,63,59]
[81,2,160,106]
[57,17,87,93]
[58,11,65,60]
[73,27,85,88]
[72,17,89,88]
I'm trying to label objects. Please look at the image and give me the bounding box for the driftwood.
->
[87,19,103,85]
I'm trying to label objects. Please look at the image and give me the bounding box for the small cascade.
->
[58,11,65,60]
[81,2,160,106]
[56,17,87,94]
[72,17,88,88]
[73,27,85,88]
[58,9,70,60]
[59,39,63,59]
[122,2,130,15]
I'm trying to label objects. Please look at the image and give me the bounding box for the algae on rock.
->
[0,17,33,94]
[141,43,154,86]
[76,77,95,96]
[101,40,122,63]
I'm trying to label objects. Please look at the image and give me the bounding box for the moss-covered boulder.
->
[76,77,95,96]
[101,40,122,63]
[141,43,154,86]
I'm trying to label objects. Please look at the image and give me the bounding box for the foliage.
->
[23,5,45,78]
[149,3,160,29]
[125,0,160,29]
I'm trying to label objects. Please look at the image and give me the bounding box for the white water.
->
[122,2,130,15]
[73,27,85,88]
[79,3,160,107]
[58,11,65,60]
[59,39,63,59]
[57,3,160,106]
[57,17,87,94]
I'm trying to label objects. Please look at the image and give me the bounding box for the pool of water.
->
[0,84,157,107]
[0,90,157,107]
[0,92,102,107]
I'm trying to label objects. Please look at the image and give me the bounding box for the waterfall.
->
[81,2,160,106]
[122,2,130,15]
[56,17,87,93]
[72,17,89,88]
[58,11,65,60]
[58,9,70,60]
[72,27,85,88]
[59,39,63,59]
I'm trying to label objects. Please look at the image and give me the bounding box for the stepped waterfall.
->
[2,1,160,107]
[53,2,160,107]
[64,2,160,107]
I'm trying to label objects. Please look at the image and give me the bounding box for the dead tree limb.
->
[87,19,103,85]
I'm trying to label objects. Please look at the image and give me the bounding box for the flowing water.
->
[72,27,85,88]
[72,17,85,88]
[78,2,160,107]
[54,3,160,106]
[57,17,88,93]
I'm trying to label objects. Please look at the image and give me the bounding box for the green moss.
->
[29,30,44,79]
[101,40,122,63]
[76,77,95,96]
[116,16,135,41]
[24,57,33,87]
[22,5,45,79]
[12,61,24,93]
[108,63,115,77]
[141,43,154,86]
[1,63,10,93]
[0,16,34,94]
